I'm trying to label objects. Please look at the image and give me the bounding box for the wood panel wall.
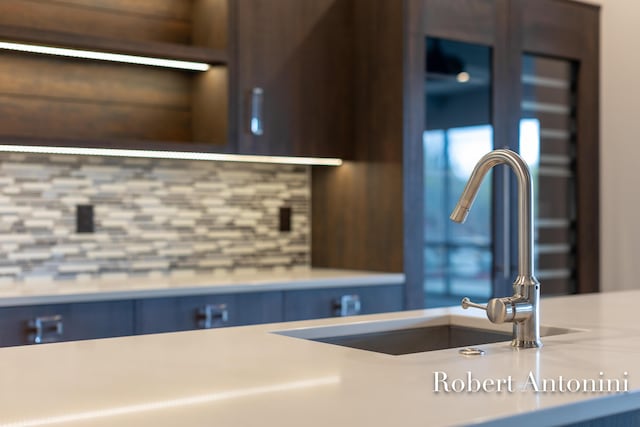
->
[0,52,192,142]
[0,0,194,45]
[312,0,404,275]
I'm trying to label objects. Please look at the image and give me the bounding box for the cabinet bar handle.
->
[27,315,64,344]
[333,295,362,317]
[197,304,229,329]
[250,87,264,136]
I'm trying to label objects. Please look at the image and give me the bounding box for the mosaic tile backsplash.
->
[0,153,310,282]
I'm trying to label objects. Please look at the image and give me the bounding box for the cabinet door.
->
[516,0,599,295]
[0,301,134,347]
[283,285,403,322]
[234,0,352,158]
[134,292,283,335]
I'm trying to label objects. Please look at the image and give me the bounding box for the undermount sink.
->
[275,315,579,355]
[312,324,511,355]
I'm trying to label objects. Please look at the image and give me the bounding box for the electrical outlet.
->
[76,205,94,233]
[279,206,292,232]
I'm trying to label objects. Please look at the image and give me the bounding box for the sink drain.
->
[459,347,485,356]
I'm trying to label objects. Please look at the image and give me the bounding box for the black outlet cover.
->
[76,205,94,233]
[279,206,292,232]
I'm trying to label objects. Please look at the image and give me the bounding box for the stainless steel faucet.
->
[450,148,542,348]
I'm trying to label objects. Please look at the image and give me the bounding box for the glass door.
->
[424,39,495,307]
[520,55,577,295]
[412,0,599,309]
[515,0,599,295]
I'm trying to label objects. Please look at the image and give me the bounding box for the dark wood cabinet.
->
[0,282,404,347]
[413,0,599,300]
[311,0,405,292]
[233,0,353,159]
[0,0,354,159]
[0,0,232,152]
[517,0,600,295]
[312,0,600,309]
[134,291,283,335]
[135,285,403,334]
[0,301,134,347]
[283,285,403,322]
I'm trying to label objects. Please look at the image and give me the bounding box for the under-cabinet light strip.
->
[0,41,210,71]
[0,145,343,166]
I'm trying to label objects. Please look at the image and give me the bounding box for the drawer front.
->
[134,291,283,335]
[283,285,403,322]
[0,301,134,347]
[66,301,134,341]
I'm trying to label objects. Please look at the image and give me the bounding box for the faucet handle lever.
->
[462,297,519,324]
[461,297,487,311]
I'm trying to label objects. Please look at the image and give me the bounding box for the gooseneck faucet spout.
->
[451,149,541,348]
[450,149,535,279]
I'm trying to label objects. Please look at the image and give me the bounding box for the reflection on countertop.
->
[0,268,405,307]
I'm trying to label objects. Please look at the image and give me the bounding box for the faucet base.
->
[511,339,543,349]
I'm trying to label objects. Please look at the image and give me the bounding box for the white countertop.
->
[0,268,404,307]
[0,290,638,426]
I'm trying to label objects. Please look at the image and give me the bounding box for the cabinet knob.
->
[27,315,64,344]
[250,87,264,136]
[333,294,362,317]
[196,304,229,329]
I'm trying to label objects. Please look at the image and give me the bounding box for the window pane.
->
[424,130,446,243]
[448,125,492,245]
[424,38,493,307]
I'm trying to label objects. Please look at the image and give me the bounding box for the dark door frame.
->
[403,0,600,309]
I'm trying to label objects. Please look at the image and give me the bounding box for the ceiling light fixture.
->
[456,72,470,83]
[0,41,210,71]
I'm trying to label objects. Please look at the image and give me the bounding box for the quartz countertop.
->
[0,268,404,307]
[0,290,638,426]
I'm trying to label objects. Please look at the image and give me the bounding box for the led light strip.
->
[0,145,343,166]
[0,42,341,165]
[0,41,210,71]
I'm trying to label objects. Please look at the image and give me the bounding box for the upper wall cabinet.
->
[0,0,231,152]
[0,0,353,159]
[232,0,353,159]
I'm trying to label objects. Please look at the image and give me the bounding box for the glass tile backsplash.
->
[0,153,310,282]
